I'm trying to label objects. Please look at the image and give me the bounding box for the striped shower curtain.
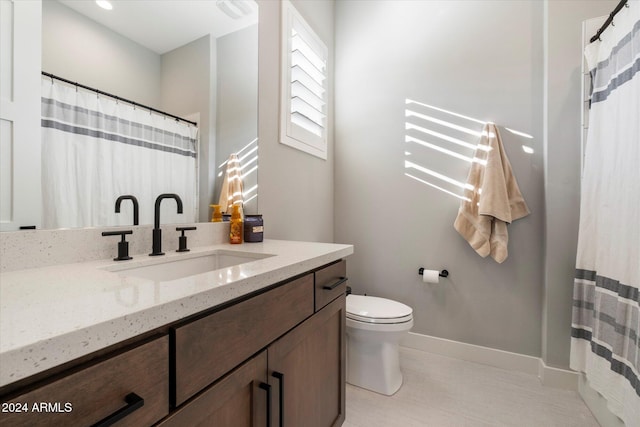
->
[41,77,198,229]
[570,4,639,427]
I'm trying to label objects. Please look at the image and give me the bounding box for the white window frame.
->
[280,0,328,160]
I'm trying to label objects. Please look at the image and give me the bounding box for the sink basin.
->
[107,250,274,282]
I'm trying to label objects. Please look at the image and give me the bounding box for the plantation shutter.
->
[280,1,328,159]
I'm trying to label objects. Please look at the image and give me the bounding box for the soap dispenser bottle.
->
[210,204,222,222]
[229,204,243,244]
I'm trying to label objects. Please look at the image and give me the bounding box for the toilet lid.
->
[346,295,413,324]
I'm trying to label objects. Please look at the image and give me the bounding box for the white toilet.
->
[346,294,413,395]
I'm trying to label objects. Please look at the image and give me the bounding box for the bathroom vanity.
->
[0,237,352,427]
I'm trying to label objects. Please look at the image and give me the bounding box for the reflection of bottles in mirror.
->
[210,204,222,222]
[230,204,243,244]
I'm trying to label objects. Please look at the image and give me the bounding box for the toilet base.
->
[346,330,404,396]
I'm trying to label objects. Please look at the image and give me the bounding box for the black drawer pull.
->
[272,371,285,427]
[322,277,348,291]
[259,382,272,427]
[91,392,144,427]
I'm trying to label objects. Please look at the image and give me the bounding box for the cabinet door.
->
[159,351,268,427]
[268,295,345,427]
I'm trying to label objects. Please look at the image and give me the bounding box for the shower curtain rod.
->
[590,0,629,43]
[42,71,198,126]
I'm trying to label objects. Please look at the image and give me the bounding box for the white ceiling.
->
[59,0,258,55]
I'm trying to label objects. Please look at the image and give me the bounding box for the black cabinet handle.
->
[322,277,348,291]
[271,371,284,427]
[91,392,144,427]
[259,382,272,427]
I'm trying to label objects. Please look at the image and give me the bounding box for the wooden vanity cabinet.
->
[0,260,347,427]
[169,260,347,427]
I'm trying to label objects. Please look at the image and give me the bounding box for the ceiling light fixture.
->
[216,0,254,20]
[96,0,113,11]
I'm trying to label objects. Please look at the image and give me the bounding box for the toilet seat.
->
[346,295,413,324]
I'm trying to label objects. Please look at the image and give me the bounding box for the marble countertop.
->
[0,239,353,387]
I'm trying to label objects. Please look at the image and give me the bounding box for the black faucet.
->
[115,195,139,226]
[150,193,183,256]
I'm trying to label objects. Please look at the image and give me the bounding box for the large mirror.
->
[19,0,258,230]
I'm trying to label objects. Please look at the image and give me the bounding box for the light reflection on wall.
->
[218,138,259,205]
[404,99,533,201]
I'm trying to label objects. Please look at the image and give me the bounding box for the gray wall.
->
[42,0,161,108]
[161,35,214,223]
[257,0,335,243]
[215,25,259,215]
[334,0,617,367]
[335,0,546,358]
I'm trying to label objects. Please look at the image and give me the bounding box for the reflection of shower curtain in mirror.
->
[41,77,198,228]
[570,5,639,427]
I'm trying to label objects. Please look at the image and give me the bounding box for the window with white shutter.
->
[280,0,328,159]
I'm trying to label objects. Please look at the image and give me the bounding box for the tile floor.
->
[344,347,599,427]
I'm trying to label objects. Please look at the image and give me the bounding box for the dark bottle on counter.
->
[244,214,264,242]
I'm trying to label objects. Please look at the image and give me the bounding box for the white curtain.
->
[570,4,640,427]
[41,77,198,229]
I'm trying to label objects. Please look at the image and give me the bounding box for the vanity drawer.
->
[315,260,347,311]
[0,336,169,427]
[173,274,314,406]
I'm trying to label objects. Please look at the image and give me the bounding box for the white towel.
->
[453,123,529,263]
[218,154,244,215]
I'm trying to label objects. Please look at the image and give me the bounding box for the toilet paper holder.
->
[418,268,449,278]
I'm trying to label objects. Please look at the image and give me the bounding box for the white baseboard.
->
[537,358,579,390]
[401,332,579,391]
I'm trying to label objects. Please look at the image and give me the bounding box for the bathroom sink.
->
[106,250,274,282]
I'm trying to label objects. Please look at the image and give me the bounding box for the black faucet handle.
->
[176,226,197,252]
[102,230,133,261]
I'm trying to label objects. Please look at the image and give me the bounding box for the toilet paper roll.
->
[422,269,440,284]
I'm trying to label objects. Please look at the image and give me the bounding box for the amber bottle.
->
[229,204,243,244]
